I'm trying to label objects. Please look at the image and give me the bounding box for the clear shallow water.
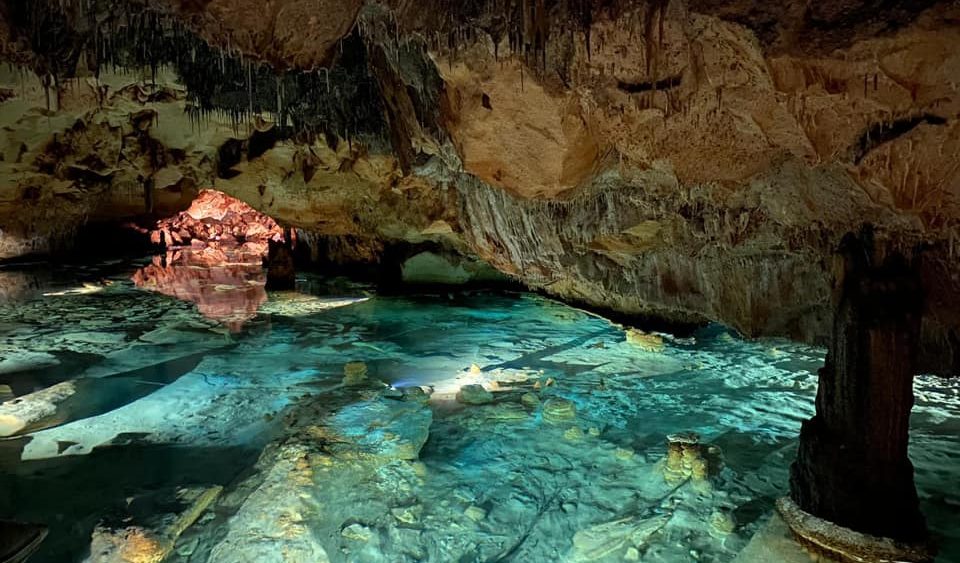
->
[0,258,957,562]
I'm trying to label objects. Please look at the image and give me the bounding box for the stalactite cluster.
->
[418,0,600,80]
[3,0,387,144]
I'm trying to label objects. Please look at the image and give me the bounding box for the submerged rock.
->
[89,486,222,563]
[325,396,433,461]
[342,361,369,386]
[625,329,665,353]
[340,523,374,542]
[390,505,422,525]
[710,509,737,537]
[208,444,330,563]
[456,384,493,405]
[541,397,576,423]
[464,505,487,522]
[732,512,818,563]
[475,403,528,422]
[520,392,541,410]
[0,381,76,437]
[399,386,431,403]
[568,514,672,562]
[663,432,709,484]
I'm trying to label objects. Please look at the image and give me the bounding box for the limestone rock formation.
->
[542,397,577,423]
[0,0,955,374]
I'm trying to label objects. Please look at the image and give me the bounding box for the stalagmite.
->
[786,228,932,561]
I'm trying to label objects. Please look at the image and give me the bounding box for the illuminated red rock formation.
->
[149,189,284,256]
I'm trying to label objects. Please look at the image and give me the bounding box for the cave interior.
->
[0,1,957,562]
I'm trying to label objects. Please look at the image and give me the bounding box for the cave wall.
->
[0,0,957,372]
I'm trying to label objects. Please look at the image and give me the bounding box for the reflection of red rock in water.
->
[149,189,284,255]
[132,247,267,332]
[134,190,287,330]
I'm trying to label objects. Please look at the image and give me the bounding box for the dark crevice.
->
[247,128,282,161]
[616,73,682,94]
[216,138,243,179]
[852,113,947,164]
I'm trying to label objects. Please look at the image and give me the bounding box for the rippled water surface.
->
[0,257,957,562]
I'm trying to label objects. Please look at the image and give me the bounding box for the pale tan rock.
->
[625,329,665,352]
[568,514,672,562]
[0,381,76,437]
[710,510,737,537]
[464,505,487,522]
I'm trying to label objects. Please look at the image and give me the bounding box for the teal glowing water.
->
[0,260,957,562]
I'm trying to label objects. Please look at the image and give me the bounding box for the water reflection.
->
[131,247,267,331]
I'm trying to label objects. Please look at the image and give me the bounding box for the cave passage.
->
[0,0,957,561]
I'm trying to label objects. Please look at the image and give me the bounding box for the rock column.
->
[789,229,926,542]
[265,230,296,291]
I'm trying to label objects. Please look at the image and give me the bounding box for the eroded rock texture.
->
[0,0,957,371]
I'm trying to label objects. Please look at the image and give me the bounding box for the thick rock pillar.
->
[789,229,926,543]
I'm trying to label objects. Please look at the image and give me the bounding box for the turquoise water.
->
[0,258,957,562]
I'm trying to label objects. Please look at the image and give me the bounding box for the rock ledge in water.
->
[776,497,933,563]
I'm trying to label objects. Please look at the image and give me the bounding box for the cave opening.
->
[0,1,958,562]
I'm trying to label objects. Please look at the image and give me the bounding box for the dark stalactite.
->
[789,226,927,542]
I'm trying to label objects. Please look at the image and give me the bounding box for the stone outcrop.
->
[0,0,956,372]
